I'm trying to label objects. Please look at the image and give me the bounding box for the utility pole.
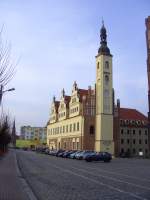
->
[12,119,16,148]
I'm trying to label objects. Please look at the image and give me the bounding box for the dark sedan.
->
[85,152,112,162]
[62,150,75,158]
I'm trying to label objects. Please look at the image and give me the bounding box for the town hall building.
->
[47,21,149,157]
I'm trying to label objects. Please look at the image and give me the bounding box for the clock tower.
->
[95,22,114,154]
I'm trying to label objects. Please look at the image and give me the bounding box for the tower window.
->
[97,62,99,69]
[105,75,109,85]
[105,61,109,69]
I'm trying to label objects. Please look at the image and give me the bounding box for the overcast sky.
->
[0,0,149,133]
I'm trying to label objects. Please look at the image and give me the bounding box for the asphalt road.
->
[16,150,150,200]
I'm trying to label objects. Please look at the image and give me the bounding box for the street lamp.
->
[0,85,15,105]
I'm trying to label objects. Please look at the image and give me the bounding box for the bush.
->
[0,116,11,153]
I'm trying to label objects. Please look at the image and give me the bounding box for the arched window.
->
[105,61,109,69]
[105,75,109,85]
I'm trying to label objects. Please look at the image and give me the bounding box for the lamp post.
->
[0,85,15,105]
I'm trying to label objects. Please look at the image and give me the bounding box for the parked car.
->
[69,151,82,159]
[49,149,58,156]
[56,149,65,157]
[65,150,77,158]
[82,151,96,160]
[62,150,73,158]
[76,151,94,160]
[74,151,84,159]
[45,148,50,154]
[85,152,112,162]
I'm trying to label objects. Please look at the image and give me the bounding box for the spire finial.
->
[62,88,65,97]
[98,20,111,56]
[53,96,56,102]
[102,17,104,26]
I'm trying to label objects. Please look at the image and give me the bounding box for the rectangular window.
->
[145,130,147,135]
[133,130,135,135]
[77,122,79,131]
[121,139,124,144]
[63,126,65,133]
[70,124,72,132]
[66,125,68,133]
[73,123,76,131]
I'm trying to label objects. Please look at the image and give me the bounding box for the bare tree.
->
[0,26,16,87]
[0,26,17,105]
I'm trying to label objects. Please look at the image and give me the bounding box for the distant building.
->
[20,126,47,141]
[114,100,149,157]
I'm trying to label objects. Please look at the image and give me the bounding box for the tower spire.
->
[98,21,111,56]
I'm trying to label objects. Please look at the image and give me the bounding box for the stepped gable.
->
[64,95,71,108]
[54,101,60,113]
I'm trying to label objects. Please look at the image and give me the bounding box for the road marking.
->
[70,166,150,191]
[72,164,150,183]
[47,155,150,183]
[48,163,148,200]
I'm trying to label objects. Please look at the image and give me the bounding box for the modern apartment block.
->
[20,126,47,141]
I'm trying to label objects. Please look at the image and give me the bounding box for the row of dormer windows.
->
[70,107,79,114]
[120,119,146,126]
[72,98,76,103]
[48,122,80,135]
[58,112,65,118]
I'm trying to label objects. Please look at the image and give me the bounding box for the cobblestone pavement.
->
[16,150,150,200]
[0,150,29,200]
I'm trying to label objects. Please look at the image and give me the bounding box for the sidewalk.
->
[0,149,29,200]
